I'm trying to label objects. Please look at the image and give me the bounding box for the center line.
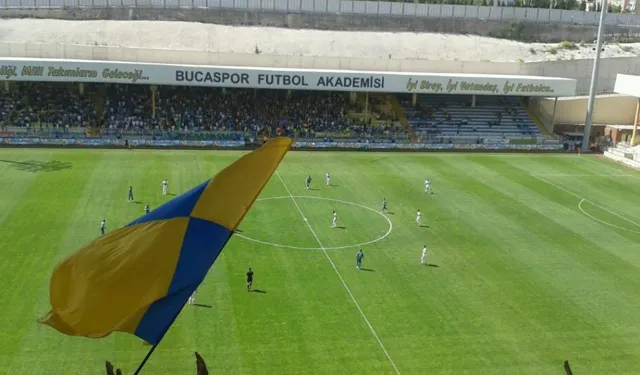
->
[275,171,401,375]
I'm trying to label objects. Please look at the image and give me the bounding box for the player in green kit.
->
[356,249,364,270]
[144,203,150,215]
[306,175,312,190]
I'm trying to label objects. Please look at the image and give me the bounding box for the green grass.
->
[1,150,640,375]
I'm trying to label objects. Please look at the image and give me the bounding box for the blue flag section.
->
[39,137,292,345]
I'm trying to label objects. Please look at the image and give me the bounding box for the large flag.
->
[39,137,292,345]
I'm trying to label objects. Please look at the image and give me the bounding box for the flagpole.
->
[131,301,186,375]
[582,0,607,151]
[131,281,208,374]
[133,343,159,375]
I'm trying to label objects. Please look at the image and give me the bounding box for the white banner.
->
[0,58,577,97]
[483,138,511,144]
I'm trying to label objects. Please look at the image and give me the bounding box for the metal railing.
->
[1,0,639,28]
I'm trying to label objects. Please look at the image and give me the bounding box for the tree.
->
[565,0,579,10]
[536,0,552,9]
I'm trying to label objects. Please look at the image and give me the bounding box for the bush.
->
[559,41,578,50]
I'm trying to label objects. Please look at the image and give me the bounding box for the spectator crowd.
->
[0,83,402,141]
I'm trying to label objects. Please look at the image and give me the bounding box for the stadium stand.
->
[1,83,550,144]
[0,83,392,139]
[0,82,97,130]
[102,84,151,130]
[399,94,542,143]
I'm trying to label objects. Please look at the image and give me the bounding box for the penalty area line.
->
[275,171,401,375]
[531,174,640,228]
[578,199,640,235]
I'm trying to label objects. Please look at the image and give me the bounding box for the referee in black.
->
[246,268,254,292]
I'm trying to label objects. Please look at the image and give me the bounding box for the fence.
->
[1,0,639,27]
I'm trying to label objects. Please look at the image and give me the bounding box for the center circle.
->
[235,196,393,250]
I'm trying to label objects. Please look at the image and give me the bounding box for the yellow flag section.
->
[39,137,292,345]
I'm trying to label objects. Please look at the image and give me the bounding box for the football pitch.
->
[1,149,640,375]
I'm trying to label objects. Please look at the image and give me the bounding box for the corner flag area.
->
[0,149,639,374]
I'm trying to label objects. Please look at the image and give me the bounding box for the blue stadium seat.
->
[399,95,542,141]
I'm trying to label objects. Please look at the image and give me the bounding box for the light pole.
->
[582,0,608,151]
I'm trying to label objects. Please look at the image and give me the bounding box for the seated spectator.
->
[0,84,404,142]
[2,83,97,130]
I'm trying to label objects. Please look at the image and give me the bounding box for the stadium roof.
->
[0,57,578,96]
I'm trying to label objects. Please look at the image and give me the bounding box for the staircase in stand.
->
[521,99,551,138]
[387,94,416,140]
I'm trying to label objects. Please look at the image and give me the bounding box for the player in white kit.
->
[421,246,427,265]
[332,211,338,228]
[162,179,168,195]
[188,289,196,305]
[416,209,422,226]
[424,178,431,193]
[326,172,331,186]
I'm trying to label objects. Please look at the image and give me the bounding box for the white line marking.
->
[236,196,393,250]
[578,199,640,235]
[582,155,638,178]
[531,174,640,228]
[275,171,401,375]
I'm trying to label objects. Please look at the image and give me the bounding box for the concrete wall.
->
[525,57,640,95]
[538,94,638,125]
[3,42,639,93]
[2,3,640,43]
